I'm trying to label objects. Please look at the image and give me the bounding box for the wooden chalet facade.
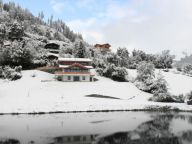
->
[94,43,111,53]
[44,42,60,54]
[55,58,94,82]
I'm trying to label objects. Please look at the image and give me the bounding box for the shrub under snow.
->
[183,64,192,75]
[151,72,168,94]
[149,93,175,102]
[134,61,155,92]
[135,62,175,102]
[111,67,128,81]
[184,91,192,105]
[96,64,128,82]
[1,66,22,81]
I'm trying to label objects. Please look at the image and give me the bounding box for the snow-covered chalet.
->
[55,58,95,82]
[94,43,111,53]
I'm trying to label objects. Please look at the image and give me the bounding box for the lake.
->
[0,112,192,144]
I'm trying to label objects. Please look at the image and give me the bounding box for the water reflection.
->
[0,112,192,144]
[53,135,97,144]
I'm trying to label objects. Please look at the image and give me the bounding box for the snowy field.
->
[0,69,192,113]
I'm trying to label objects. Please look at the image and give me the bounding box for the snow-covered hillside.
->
[127,69,192,96]
[0,69,192,114]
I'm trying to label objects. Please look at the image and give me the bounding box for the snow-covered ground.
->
[0,69,192,113]
[127,69,192,96]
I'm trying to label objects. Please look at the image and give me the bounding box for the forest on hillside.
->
[1,0,192,103]
[0,0,178,79]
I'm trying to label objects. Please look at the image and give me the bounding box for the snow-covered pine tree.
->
[8,20,24,39]
[0,23,6,45]
[151,71,168,94]
[1,41,33,69]
[117,47,129,67]
[74,40,86,58]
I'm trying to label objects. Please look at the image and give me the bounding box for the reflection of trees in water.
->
[187,116,192,124]
[181,130,192,142]
[97,134,180,144]
[136,114,174,138]
[52,134,98,144]
[97,114,182,144]
[0,139,20,144]
[49,114,192,144]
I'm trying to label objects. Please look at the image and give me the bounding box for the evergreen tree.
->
[1,41,33,69]
[74,40,86,58]
[151,71,168,94]
[45,30,51,39]
[117,47,129,67]
[0,23,6,45]
[136,61,155,83]
[50,15,53,27]
[8,20,24,39]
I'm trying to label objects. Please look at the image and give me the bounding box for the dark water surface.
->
[0,112,192,144]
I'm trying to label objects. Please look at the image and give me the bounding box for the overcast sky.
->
[4,0,192,59]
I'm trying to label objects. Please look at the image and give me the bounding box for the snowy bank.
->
[0,70,192,114]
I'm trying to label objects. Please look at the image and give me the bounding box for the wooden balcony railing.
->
[55,71,95,75]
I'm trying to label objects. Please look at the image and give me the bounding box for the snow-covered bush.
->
[1,41,33,69]
[96,63,128,82]
[151,72,168,94]
[135,63,172,102]
[105,53,119,66]
[103,63,116,78]
[149,72,172,102]
[134,80,153,92]
[74,40,86,58]
[8,20,24,39]
[184,91,192,105]
[183,64,192,75]
[112,67,128,81]
[15,66,22,73]
[116,47,129,68]
[96,68,104,76]
[154,50,174,69]
[127,49,174,69]
[173,94,184,103]
[149,93,175,102]
[185,91,192,100]
[136,61,155,83]
[2,66,22,80]
[135,62,155,92]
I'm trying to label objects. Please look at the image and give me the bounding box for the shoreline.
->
[1,106,192,115]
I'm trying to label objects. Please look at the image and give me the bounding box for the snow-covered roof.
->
[47,53,59,57]
[47,40,69,46]
[58,57,92,62]
[3,41,11,46]
[59,65,93,69]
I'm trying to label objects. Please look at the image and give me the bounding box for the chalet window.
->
[67,76,71,80]
[82,76,85,80]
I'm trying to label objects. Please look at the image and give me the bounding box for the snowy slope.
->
[127,69,192,95]
[0,70,192,113]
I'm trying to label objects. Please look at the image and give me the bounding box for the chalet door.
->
[73,76,80,81]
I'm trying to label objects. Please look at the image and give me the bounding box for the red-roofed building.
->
[94,43,111,53]
[55,58,95,82]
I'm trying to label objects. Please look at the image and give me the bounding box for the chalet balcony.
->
[55,71,95,76]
